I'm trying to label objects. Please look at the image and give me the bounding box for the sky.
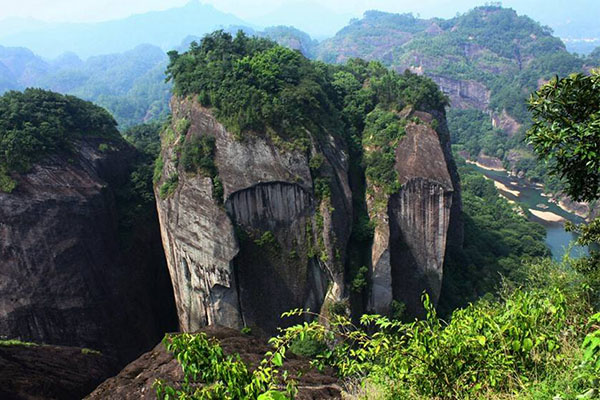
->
[0,0,598,43]
[0,0,594,24]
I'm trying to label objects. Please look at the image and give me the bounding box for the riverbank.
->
[494,181,520,197]
[529,209,565,222]
[465,159,506,172]
[465,161,589,260]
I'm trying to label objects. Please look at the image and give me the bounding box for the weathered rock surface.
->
[491,109,521,136]
[0,342,116,400]
[155,97,353,335]
[0,137,177,362]
[368,111,461,316]
[86,326,341,400]
[428,75,491,111]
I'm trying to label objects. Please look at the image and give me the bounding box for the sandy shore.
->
[529,209,565,222]
[465,159,506,172]
[493,181,520,197]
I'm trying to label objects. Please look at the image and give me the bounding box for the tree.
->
[528,71,600,305]
[526,70,600,202]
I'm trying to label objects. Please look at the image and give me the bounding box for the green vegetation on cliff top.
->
[164,30,447,204]
[165,31,447,142]
[0,88,120,192]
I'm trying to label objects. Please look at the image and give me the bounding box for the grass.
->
[81,348,102,356]
[0,339,39,347]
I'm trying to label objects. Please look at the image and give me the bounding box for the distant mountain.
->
[317,7,584,121]
[501,0,600,55]
[0,17,49,38]
[0,44,170,129]
[561,39,600,56]
[0,1,250,59]
[316,6,598,192]
[248,1,356,39]
[0,46,49,86]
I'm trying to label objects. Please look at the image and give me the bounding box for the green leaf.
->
[272,352,284,367]
[476,335,487,346]
[512,340,521,351]
[258,390,289,400]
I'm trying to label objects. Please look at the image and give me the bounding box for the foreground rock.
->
[0,342,116,400]
[87,326,341,400]
[0,137,177,363]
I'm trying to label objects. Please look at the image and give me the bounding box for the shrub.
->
[154,332,293,399]
[159,173,179,199]
[350,266,369,293]
[0,166,16,193]
[152,156,164,184]
[289,336,326,358]
[81,348,102,355]
[254,231,277,248]
[273,258,594,399]
[180,135,216,176]
[0,339,38,347]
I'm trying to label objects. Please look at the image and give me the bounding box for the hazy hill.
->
[0,1,249,59]
[0,44,170,129]
[315,6,598,190]
[0,24,323,129]
[249,0,355,39]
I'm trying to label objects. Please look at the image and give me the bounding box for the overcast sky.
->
[0,0,598,33]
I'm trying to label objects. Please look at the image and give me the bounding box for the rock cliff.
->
[0,137,177,362]
[156,96,462,331]
[368,111,461,316]
[155,97,353,335]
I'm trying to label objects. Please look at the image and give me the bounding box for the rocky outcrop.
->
[155,97,353,335]
[491,109,521,136]
[0,137,177,363]
[0,342,117,400]
[86,326,341,400]
[428,74,491,111]
[368,111,461,317]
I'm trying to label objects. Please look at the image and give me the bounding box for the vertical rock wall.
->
[0,139,177,363]
[368,114,458,317]
[155,97,353,335]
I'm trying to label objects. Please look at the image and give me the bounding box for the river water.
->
[468,164,589,260]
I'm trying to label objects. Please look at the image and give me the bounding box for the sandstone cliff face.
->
[428,75,491,111]
[155,97,353,335]
[0,138,177,362]
[156,98,462,330]
[368,111,461,317]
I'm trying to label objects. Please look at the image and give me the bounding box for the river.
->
[468,163,589,260]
